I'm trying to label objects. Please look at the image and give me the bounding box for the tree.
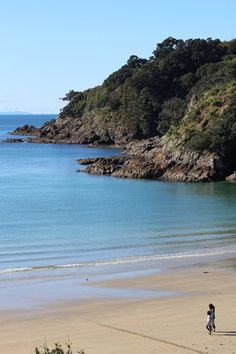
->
[61,90,80,101]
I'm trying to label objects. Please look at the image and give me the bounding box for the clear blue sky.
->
[0,0,235,114]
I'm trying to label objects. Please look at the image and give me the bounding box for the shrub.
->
[34,343,84,354]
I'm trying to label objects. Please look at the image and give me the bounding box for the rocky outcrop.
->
[78,137,227,182]
[10,111,135,146]
[9,122,229,182]
[226,172,236,182]
[4,138,24,143]
[10,124,39,136]
[11,117,117,145]
[78,156,126,176]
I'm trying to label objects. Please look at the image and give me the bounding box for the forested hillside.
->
[12,37,236,181]
[53,37,236,153]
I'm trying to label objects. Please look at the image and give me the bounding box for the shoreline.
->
[0,253,236,354]
[0,250,235,310]
[1,257,236,353]
[2,243,236,274]
[7,122,231,183]
[1,250,236,314]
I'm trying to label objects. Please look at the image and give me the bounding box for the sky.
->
[0,0,235,114]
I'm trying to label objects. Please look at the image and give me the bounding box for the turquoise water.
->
[1,115,236,275]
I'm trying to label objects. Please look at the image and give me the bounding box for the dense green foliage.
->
[59,37,236,158]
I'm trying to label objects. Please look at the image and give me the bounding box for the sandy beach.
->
[1,258,236,354]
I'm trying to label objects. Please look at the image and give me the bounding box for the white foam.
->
[0,267,33,274]
[1,246,236,274]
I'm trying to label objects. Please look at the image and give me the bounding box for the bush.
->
[34,343,84,354]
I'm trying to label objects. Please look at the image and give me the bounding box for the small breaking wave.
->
[1,246,236,275]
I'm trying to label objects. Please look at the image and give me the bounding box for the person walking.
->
[206,310,213,334]
[209,304,216,332]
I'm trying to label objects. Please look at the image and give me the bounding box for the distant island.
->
[10,37,236,182]
[0,111,32,115]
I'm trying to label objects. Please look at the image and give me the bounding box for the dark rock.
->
[9,115,229,182]
[3,138,24,143]
[78,156,126,176]
[77,137,227,182]
[10,124,39,136]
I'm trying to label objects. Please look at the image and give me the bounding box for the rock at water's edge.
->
[226,172,236,182]
[77,137,227,182]
[9,124,39,136]
[3,138,24,143]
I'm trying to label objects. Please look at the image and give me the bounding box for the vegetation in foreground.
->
[35,343,84,354]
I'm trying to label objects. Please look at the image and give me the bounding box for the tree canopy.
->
[57,37,236,159]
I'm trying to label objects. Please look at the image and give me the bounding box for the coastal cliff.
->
[78,137,226,182]
[11,37,236,181]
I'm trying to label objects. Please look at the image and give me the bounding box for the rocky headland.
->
[8,37,236,182]
[77,137,227,182]
[8,125,229,181]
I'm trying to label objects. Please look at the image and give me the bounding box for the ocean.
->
[1,115,236,308]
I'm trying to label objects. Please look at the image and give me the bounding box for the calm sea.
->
[1,115,236,276]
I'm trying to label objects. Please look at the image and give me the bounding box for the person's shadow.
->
[215,331,236,336]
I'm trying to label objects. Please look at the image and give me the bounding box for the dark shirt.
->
[210,307,215,319]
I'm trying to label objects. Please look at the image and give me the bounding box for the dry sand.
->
[1,264,236,354]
